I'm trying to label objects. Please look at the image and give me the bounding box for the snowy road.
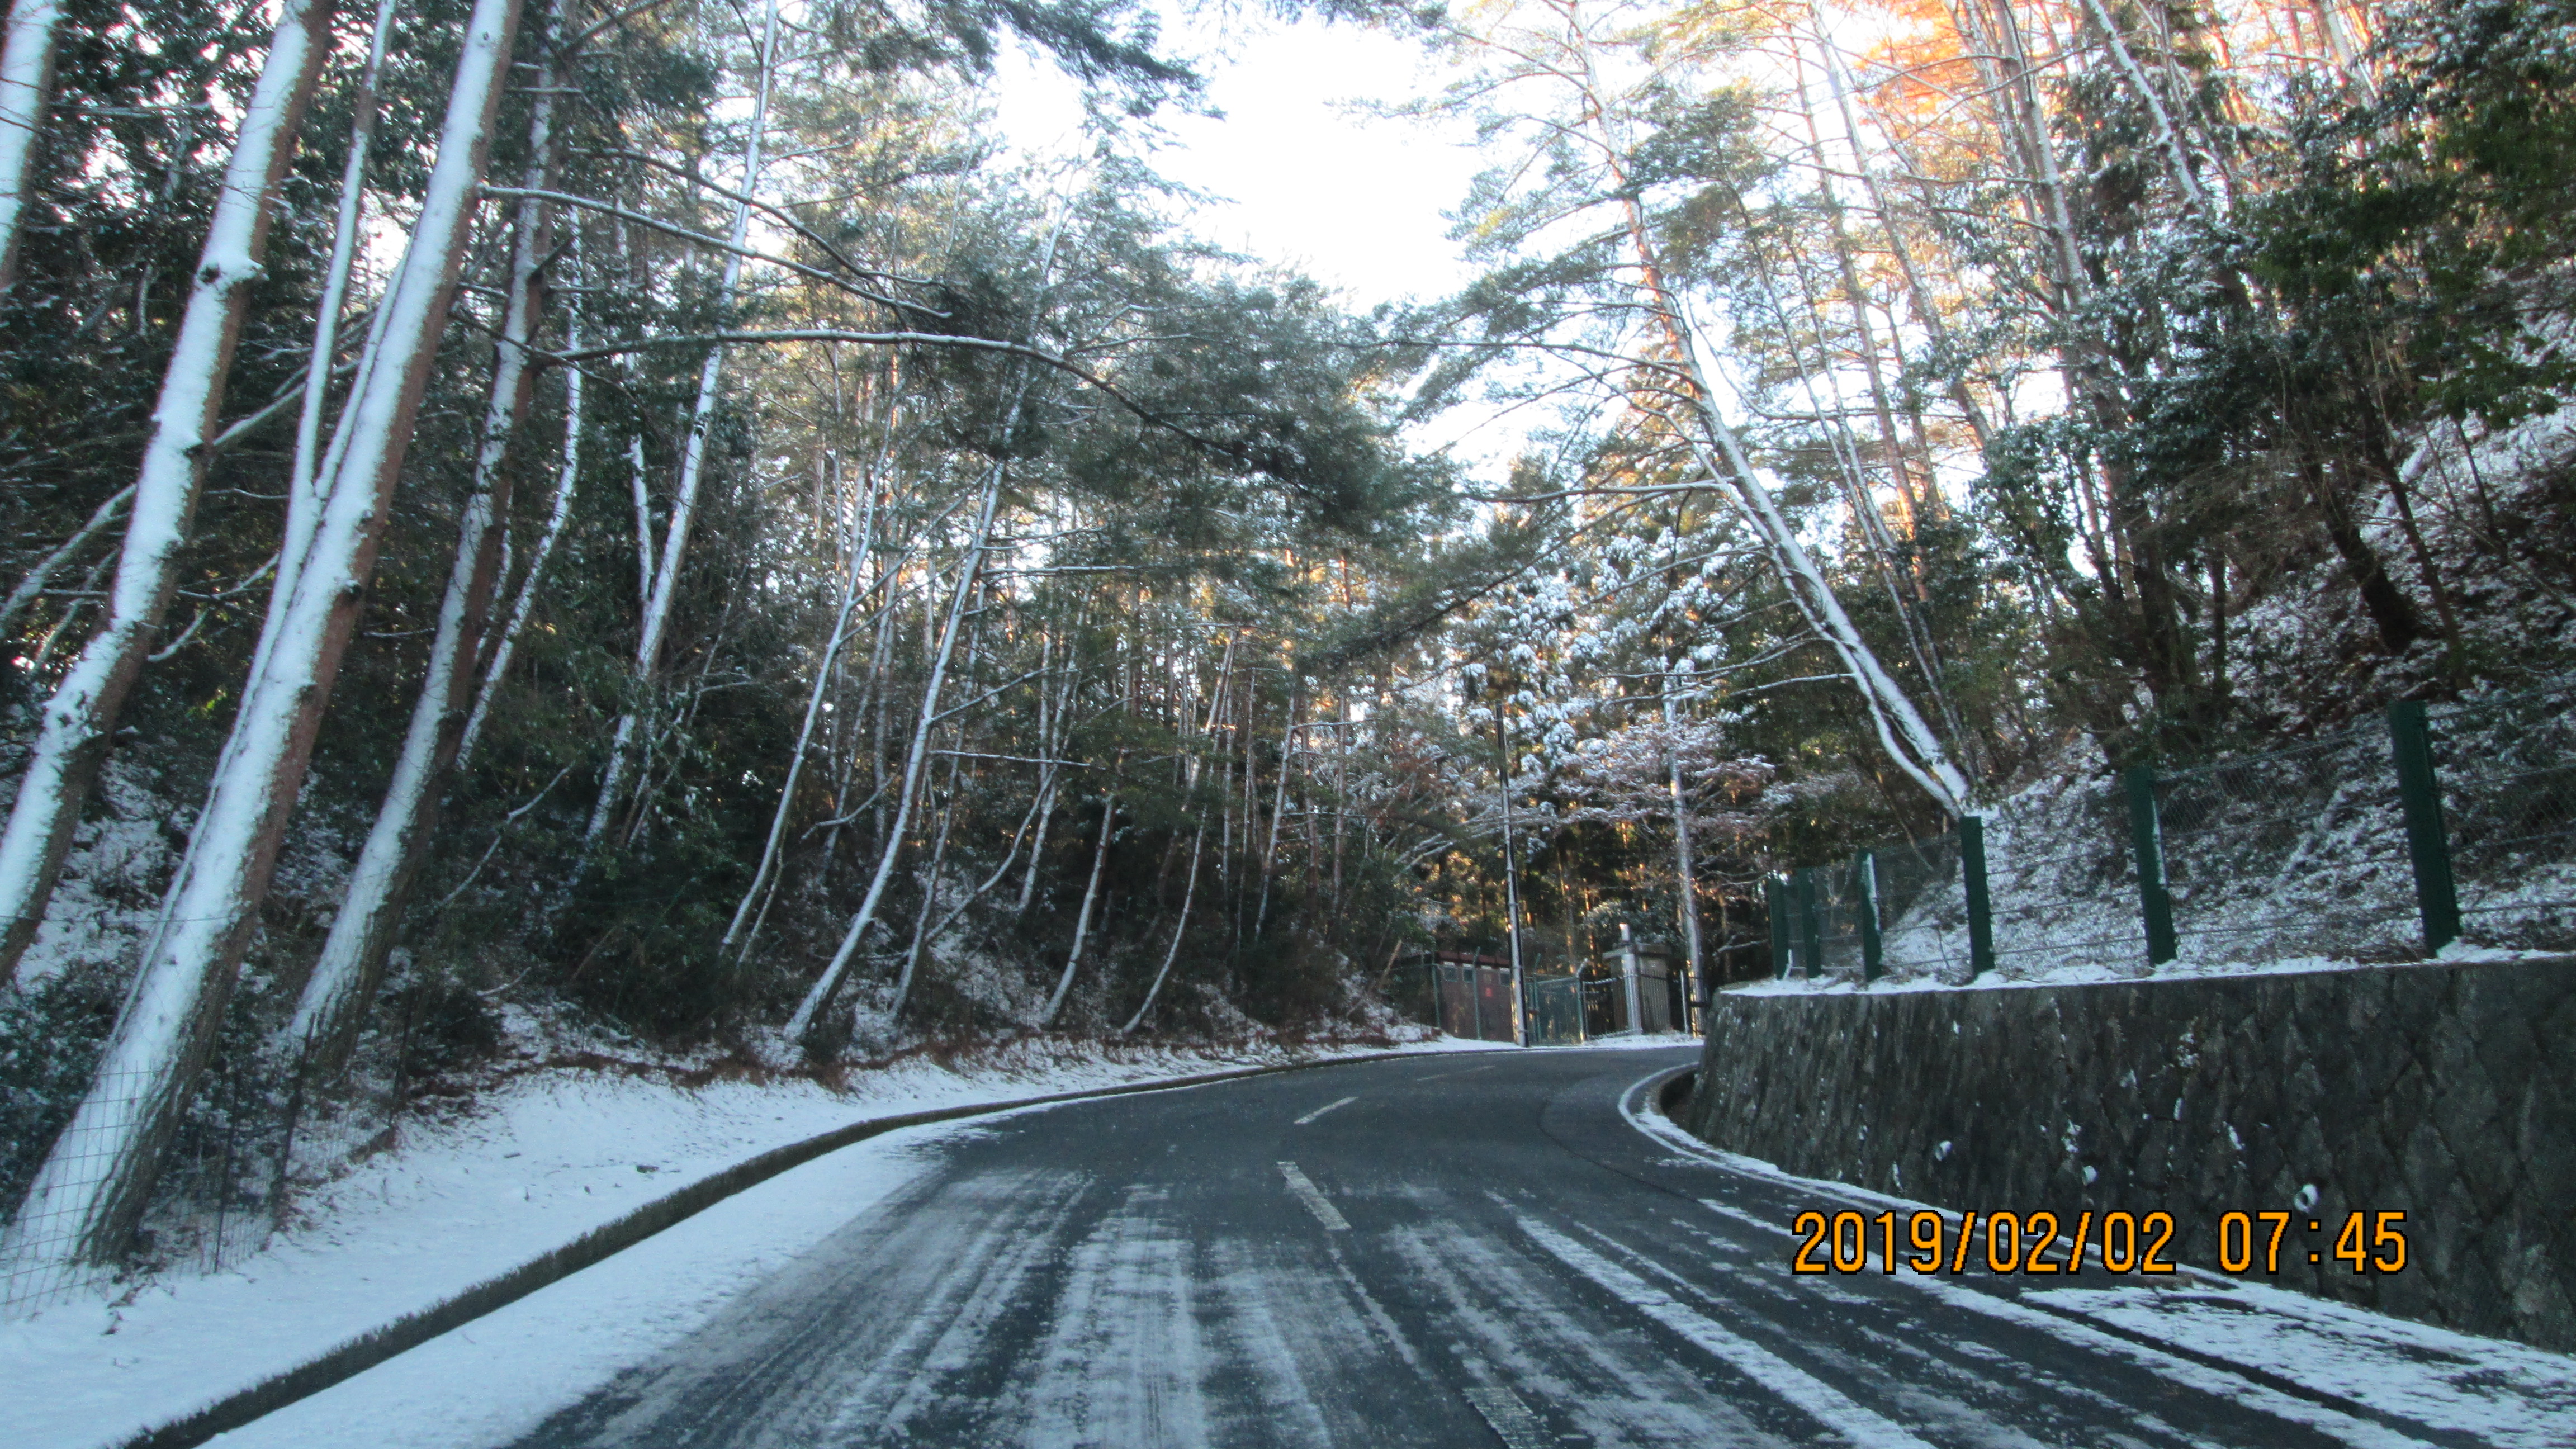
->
[434,1044,2545,1449]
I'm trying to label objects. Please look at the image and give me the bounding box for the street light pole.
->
[1493,691,1528,1046]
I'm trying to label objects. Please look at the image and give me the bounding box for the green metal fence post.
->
[2387,699,2462,954]
[1854,849,1884,982]
[1764,875,1792,978]
[1958,816,1996,977]
[1796,867,1824,980]
[2124,766,2179,965]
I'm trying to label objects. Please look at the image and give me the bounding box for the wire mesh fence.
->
[1985,776,2148,974]
[1755,680,2576,990]
[2431,679,2576,952]
[2155,726,2419,964]
[1872,831,1971,979]
[0,1040,321,1320]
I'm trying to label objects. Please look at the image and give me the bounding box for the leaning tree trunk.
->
[575,0,781,863]
[0,0,65,293]
[2,0,520,1269]
[785,466,1006,1042]
[265,0,402,674]
[287,29,561,1078]
[0,0,333,988]
[457,240,588,770]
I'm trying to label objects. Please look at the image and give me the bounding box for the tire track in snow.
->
[1375,1190,1793,1448]
[1510,1212,1940,1449]
[1013,1184,1213,1449]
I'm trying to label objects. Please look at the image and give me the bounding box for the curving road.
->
[505,1045,2484,1448]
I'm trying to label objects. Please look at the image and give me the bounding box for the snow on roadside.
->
[1625,1089,2576,1447]
[1724,942,2565,996]
[2027,1284,2576,1449]
[0,1031,1485,1449]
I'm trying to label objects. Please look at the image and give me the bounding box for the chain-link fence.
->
[2156,726,2418,964]
[2,968,453,1321]
[1768,830,1972,984]
[1756,684,2576,988]
[0,1038,326,1320]
[2432,679,2576,952]
[1986,776,2148,974]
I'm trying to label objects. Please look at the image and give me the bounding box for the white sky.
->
[987,11,1485,314]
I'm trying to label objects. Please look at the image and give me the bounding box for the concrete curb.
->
[113,1045,1482,1449]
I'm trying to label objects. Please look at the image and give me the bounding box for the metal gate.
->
[1432,958,1519,1043]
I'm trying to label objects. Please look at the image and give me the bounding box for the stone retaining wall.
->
[1682,958,2576,1351]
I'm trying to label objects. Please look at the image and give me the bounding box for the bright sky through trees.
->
[989,11,1481,311]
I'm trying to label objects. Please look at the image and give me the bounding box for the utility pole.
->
[1491,682,1528,1046]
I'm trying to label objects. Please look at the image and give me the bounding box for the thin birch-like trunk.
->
[1660,671,1704,1005]
[3,0,521,1266]
[457,246,586,770]
[0,484,132,640]
[722,460,878,958]
[1811,33,1993,448]
[1120,817,1206,1034]
[287,29,561,1076]
[1253,685,1293,937]
[579,0,782,856]
[2075,0,2212,223]
[1041,779,1116,1027]
[0,0,65,292]
[0,0,332,987]
[273,0,400,638]
[785,468,1006,1041]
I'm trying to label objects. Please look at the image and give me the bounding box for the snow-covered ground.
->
[0,1032,1491,1449]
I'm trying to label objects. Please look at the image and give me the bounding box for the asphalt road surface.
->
[507,1045,2466,1448]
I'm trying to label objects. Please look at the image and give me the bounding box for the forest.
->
[3,0,2574,1275]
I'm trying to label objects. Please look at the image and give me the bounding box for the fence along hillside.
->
[1763,683,2576,984]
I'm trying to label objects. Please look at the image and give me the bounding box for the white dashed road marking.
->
[1294,1096,1358,1125]
[1277,1161,1350,1231]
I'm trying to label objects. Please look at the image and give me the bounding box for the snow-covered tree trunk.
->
[577,0,780,858]
[1,0,522,1266]
[785,467,1005,1042]
[457,244,588,770]
[0,0,331,987]
[1119,817,1205,1034]
[0,0,65,293]
[2075,0,2212,224]
[272,0,402,642]
[1041,780,1117,1028]
[722,461,878,959]
[288,32,561,1077]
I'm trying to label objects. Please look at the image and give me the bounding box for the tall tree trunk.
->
[267,0,401,664]
[1041,780,1117,1027]
[1812,31,1993,451]
[1120,816,1206,1034]
[457,243,587,770]
[286,27,561,1077]
[2,0,520,1268]
[0,0,64,293]
[786,466,1005,1041]
[0,0,333,988]
[577,0,782,860]
[722,461,878,959]
[1660,670,1705,1006]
